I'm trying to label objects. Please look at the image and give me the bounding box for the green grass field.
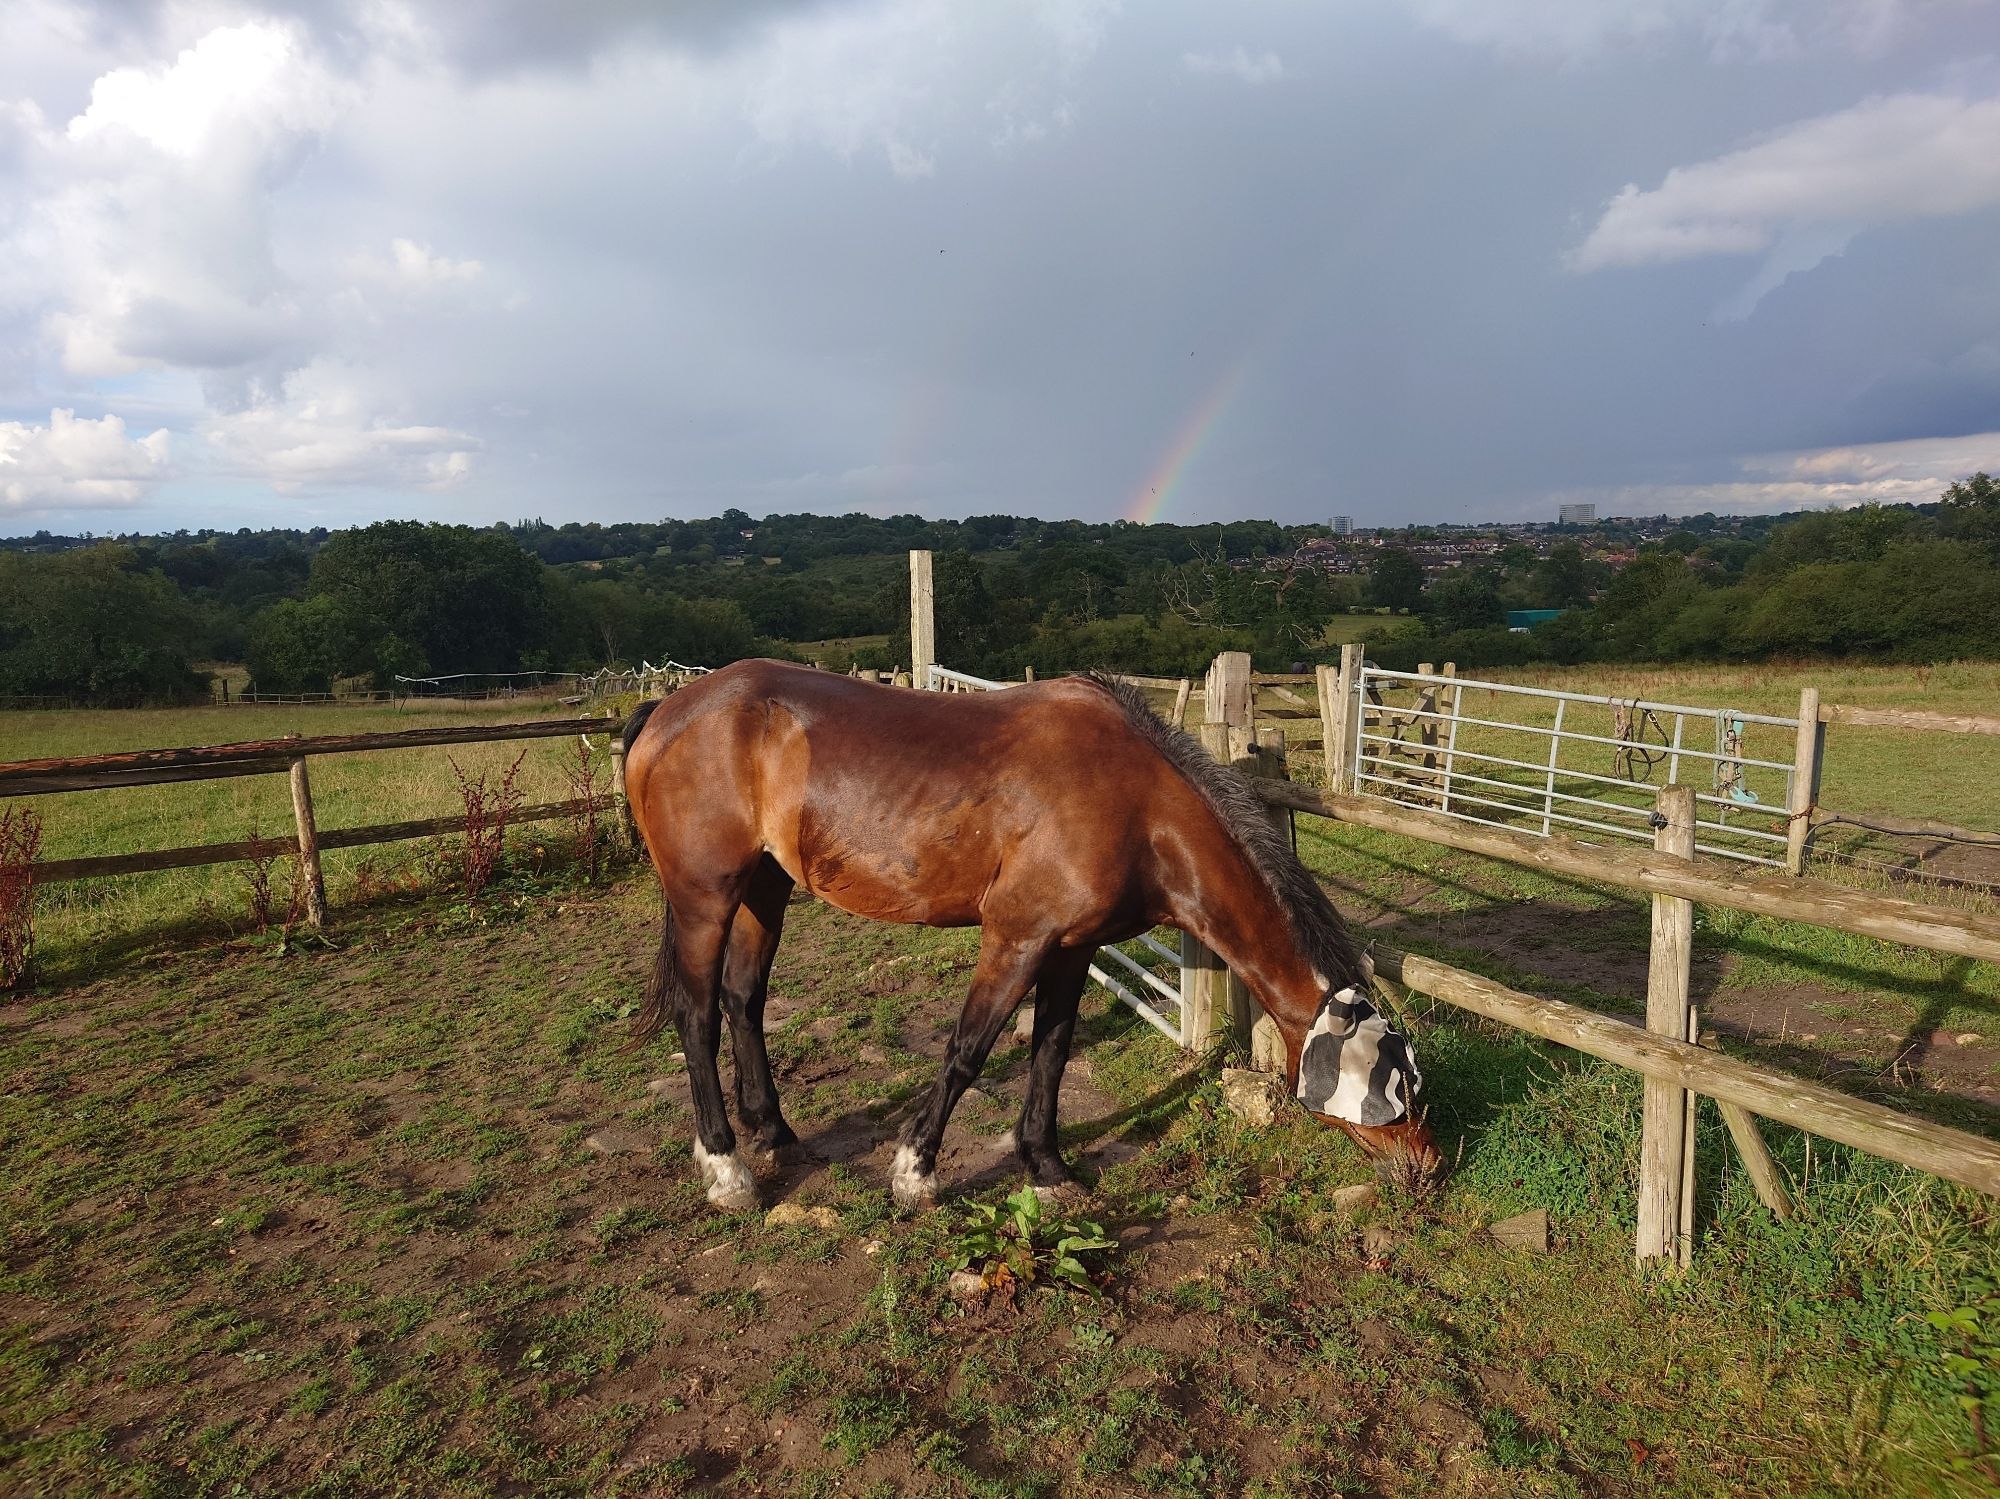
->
[1,700,621,975]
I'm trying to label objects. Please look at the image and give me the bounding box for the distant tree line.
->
[1,476,1995,704]
[1367,474,2000,672]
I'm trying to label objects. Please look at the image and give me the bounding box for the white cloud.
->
[741,0,1113,175]
[3,19,346,377]
[1182,47,1285,85]
[202,360,477,494]
[1569,92,2000,312]
[0,408,171,510]
[1542,430,2000,516]
[1400,0,1935,64]
[65,21,342,158]
[348,238,484,287]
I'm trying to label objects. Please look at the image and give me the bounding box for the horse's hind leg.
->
[669,901,759,1211]
[893,929,1052,1210]
[1015,947,1092,1188]
[721,857,798,1161]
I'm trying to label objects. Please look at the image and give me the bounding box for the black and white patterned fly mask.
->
[1295,986,1421,1127]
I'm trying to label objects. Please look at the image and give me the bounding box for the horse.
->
[620,659,1440,1211]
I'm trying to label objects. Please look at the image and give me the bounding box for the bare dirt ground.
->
[3,871,1993,1497]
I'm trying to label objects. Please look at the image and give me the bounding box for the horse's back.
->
[627,661,1173,930]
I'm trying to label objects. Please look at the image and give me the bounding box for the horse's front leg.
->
[893,929,1053,1210]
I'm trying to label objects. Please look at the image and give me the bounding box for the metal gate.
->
[1348,666,1803,868]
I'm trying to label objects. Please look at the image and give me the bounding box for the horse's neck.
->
[1157,803,1325,1055]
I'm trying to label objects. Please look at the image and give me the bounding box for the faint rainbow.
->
[1123,356,1254,524]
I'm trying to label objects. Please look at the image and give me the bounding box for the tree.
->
[1367,548,1425,614]
[1941,471,2000,559]
[1531,543,1590,608]
[0,546,206,703]
[308,521,552,683]
[1421,567,1504,635]
[246,596,354,692]
[934,550,997,671]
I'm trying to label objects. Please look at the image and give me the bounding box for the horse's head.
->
[1295,986,1445,1191]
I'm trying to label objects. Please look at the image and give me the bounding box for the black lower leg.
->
[898,933,1051,1196]
[1017,949,1088,1185]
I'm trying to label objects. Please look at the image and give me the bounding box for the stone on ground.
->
[1218,1066,1287,1127]
[583,1126,652,1155]
[1331,1182,1379,1215]
[1489,1208,1550,1253]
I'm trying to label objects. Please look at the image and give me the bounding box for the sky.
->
[1,0,1997,535]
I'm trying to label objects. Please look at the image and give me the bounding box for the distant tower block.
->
[1559,502,1597,526]
[1330,514,1354,536]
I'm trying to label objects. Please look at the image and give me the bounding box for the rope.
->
[1611,699,1671,783]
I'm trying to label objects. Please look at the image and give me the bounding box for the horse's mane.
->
[1075,672,1367,989]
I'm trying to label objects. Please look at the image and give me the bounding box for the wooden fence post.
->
[1204,651,1251,741]
[1786,686,1822,876]
[608,725,634,854]
[1329,643,1363,792]
[1179,930,1226,1051]
[1177,718,1238,1053]
[1170,677,1192,728]
[909,549,935,690]
[1246,726,1291,1072]
[288,752,329,929]
[1637,783,1696,1269]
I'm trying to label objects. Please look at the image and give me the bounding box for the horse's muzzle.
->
[1321,1114,1446,1194]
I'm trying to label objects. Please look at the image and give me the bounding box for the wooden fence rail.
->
[1233,770,2000,1231]
[1366,942,2000,1197]
[1246,778,2000,967]
[10,715,623,929]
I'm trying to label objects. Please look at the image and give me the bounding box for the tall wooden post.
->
[288,753,329,929]
[607,724,634,855]
[1315,663,1341,790]
[1178,930,1226,1051]
[1637,783,1696,1269]
[1179,719,1238,1053]
[909,549,935,690]
[1246,725,1291,1073]
[1327,643,1363,792]
[1785,686,1822,876]
[1204,650,1251,740]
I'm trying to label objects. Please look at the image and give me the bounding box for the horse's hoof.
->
[890,1144,938,1212]
[748,1141,815,1180]
[695,1142,759,1213]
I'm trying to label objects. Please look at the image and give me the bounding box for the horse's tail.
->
[622,697,662,757]
[624,904,687,1051]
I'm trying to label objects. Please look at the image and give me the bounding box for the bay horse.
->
[621,659,1439,1211]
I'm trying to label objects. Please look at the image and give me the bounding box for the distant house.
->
[1506,608,1562,632]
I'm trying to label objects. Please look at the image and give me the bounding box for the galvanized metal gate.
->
[1346,665,1804,868]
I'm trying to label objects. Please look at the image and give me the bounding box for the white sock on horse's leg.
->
[891,1143,937,1209]
[694,1139,758,1211]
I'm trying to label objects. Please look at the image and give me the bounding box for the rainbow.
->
[1123,358,1252,525]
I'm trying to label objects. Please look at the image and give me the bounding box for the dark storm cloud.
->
[2,0,1997,529]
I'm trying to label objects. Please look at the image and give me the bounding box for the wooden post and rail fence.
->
[4,717,625,930]
[899,552,1999,1265]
